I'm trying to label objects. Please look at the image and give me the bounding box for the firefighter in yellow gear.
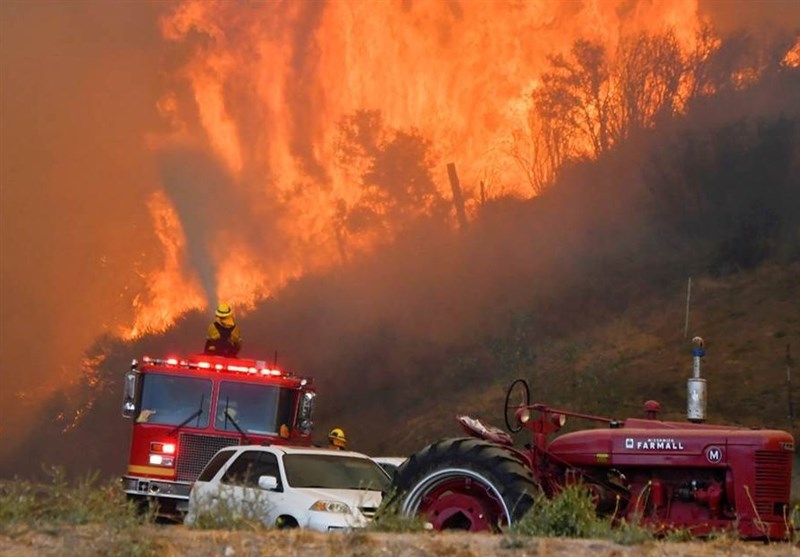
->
[204,303,242,357]
[328,427,347,450]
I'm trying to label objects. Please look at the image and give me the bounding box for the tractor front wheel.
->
[385,437,538,532]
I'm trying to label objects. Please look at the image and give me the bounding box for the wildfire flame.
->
[125,191,205,338]
[784,36,800,68]
[127,0,792,337]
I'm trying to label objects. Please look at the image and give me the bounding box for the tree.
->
[614,31,684,139]
[533,39,615,160]
[334,109,445,248]
[509,102,570,195]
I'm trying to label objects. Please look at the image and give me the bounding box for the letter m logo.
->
[705,446,723,463]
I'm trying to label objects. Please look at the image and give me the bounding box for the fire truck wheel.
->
[383,437,538,532]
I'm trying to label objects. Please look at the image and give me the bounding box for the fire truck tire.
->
[384,437,538,532]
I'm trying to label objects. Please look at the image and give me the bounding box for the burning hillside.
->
[133,0,714,335]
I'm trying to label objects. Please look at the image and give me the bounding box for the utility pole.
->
[787,344,795,431]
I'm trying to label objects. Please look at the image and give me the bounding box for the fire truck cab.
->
[120,353,316,515]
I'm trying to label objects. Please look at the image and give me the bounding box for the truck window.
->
[136,373,212,427]
[215,381,296,435]
[198,449,237,482]
[221,450,281,489]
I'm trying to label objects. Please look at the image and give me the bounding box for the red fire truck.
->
[120,353,316,515]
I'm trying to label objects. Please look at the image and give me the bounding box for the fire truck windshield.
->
[215,381,296,435]
[136,373,212,428]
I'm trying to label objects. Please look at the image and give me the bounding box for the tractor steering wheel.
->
[503,378,531,433]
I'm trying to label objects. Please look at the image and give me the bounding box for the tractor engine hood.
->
[547,418,794,468]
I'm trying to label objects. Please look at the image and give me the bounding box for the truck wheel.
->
[386,437,538,532]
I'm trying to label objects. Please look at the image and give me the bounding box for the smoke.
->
[698,0,800,37]
[0,1,164,448]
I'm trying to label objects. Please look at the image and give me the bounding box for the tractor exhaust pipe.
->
[687,336,706,423]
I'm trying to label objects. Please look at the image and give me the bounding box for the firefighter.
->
[328,427,347,450]
[204,303,242,357]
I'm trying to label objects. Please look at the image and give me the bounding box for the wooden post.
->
[684,277,692,338]
[446,163,468,229]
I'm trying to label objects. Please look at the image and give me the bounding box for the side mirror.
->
[258,475,279,490]
[121,370,137,418]
[296,391,316,434]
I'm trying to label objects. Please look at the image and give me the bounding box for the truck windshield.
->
[215,381,296,435]
[136,373,212,428]
[283,454,391,491]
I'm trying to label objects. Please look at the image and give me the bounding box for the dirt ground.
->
[1,526,798,557]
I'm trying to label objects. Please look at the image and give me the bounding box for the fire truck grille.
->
[753,450,791,517]
[177,433,241,482]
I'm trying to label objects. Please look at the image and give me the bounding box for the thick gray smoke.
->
[157,148,236,302]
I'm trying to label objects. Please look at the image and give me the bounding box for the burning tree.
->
[334,109,446,256]
[515,27,795,194]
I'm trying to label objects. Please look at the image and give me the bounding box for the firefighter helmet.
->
[215,303,233,319]
[328,427,347,449]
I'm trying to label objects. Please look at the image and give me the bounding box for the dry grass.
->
[1,470,796,557]
[1,526,797,557]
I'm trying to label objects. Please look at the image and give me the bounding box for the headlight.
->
[148,454,175,466]
[309,500,351,513]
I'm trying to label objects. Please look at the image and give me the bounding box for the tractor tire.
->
[384,437,539,532]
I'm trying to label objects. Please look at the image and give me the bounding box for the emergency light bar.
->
[140,356,290,378]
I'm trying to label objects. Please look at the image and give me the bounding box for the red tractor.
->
[386,378,795,539]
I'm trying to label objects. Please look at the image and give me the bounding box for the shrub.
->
[0,466,159,557]
[0,466,150,531]
[508,484,654,545]
[188,489,271,531]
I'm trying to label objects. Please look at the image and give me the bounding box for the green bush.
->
[0,466,159,557]
[188,489,271,531]
[368,509,430,533]
[507,484,654,545]
[0,466,149,531]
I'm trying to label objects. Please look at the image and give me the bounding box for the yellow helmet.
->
[328,427,347,448]
[215,303,233,319]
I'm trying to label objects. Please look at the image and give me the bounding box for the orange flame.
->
[784,36,800,68]
[128,0,712,336]
[125,191,205,338]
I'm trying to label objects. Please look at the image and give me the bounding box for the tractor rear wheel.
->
[385,437,538,532]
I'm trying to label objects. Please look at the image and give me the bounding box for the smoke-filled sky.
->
[1,0,798,449]
[1,2,166,444]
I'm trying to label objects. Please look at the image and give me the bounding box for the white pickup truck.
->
[185,444,391,531]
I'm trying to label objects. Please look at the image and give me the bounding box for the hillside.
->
[383,263,800,455]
